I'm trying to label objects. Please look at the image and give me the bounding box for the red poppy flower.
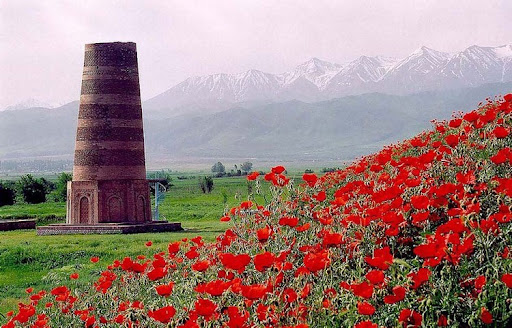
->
[357,301,375,315]
[155,282,174,297]
[445,134,459,148]
[351,281,374,299]
[411,195,429,210]
[241,284,268,300]
[70,273,79,280]
[247,171,260,181]
[90,256,99,263]
[398,309,422,327]
[474,275,486,289]
[365,270,385,285]
[313,191,326,201]
[257,226,271,242]
[296,223,311,232]
[220,253,251,271]
[322,231,343,248]
[437,314,448,326]
[281,288,298,303]
[490,148,510,164]
[271,165,286,174]
[148,305,176,323]
[407,268,431,290]
[254,252,275,272]
[463,111,479,122]
[354,321,378,328]
[192,260,211,272]
[168,242,180,255]
[194,298,217,318]
[50,286,69,296]
[195,279,230,296]
[220,216,231,222]
[303,250,331,273]
[383,285,406,304]
[147,266,167,281]
[365,246,393,270]
[493,126,509,138]
[449,118,462,128]
[185,248,200,259]
[501,273,512,288]
[279,216,299,227]
[480,307,492,324]
[302,173,318,187]
[145,241,152,247]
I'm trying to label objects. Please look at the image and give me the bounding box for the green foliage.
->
[0,181,16,206]
[211,161,225,174]
[198,176,214,193]
[16,174,51,204]
[321,167,339,173]
[48,172,71,202]
[240,161,253,173]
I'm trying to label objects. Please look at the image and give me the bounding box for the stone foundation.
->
[37,221,182,235]
[66,179,152,224]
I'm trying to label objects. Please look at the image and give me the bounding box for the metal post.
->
[154,181,159,221]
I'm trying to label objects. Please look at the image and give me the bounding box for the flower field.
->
[3,94,512,327]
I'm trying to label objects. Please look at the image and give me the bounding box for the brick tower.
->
[37,42,181,234]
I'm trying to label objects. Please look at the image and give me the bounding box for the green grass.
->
[0,229,222,315]
[0,175,258,315]
[0,172,305,315]
[0,202,66,226]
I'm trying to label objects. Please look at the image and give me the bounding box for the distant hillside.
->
[144,82,512,161]
[0,83,510,163]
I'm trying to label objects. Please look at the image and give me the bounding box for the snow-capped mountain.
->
[324,55,396,97]
[144,44,512,115]
[279,57,343,89]
[441,45,512,87]
[376,46,452,93]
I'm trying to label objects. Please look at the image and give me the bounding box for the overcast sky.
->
[1,0,511,108]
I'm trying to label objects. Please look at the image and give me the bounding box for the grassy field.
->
[0,174,264,315]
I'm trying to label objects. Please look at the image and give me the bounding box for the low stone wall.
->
[0,219,36,231]
[37,221,182,235]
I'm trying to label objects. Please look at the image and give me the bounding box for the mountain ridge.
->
[144,44,512,116]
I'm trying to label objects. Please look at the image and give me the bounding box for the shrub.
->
[199,176,214,193]
[0,181,16,206]
[16,174,50,204]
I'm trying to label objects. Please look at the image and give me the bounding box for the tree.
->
[240,162,253,173]
[211,162,226,177]
[199,176,214,193]
[16,174,48,204]
[211,162,225,174]
[0,181,16,206]
[50,172,72,202]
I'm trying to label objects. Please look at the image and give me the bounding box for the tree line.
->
[211,161,253,177]
[0,172,72,206]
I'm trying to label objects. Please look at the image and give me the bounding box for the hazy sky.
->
[1,0,511,108]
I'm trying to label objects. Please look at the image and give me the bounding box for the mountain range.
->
[1,44,511,167]
[144,44,512,116]
[1,82,511,165]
